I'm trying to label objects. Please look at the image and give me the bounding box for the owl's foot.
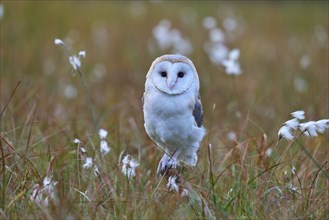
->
[157,153,179,176]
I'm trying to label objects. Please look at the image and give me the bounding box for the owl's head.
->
[146,54,200,95]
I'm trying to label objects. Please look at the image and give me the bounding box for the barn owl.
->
[143,54,206,175]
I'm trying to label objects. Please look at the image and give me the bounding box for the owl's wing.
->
[193,93,203,127]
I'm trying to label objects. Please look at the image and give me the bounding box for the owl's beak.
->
[167,75,176,90]
[167,80,176,90]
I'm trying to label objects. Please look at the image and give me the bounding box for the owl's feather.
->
[193,94,203,128]
[144,92,203,128]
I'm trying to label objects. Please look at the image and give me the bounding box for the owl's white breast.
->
[143,84,205,163]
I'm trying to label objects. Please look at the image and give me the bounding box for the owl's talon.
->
[157,154,178,176]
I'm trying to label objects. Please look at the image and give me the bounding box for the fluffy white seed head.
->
[166,176,179,192]
[30,176,57,206]
[80,147,87,153]
[121,155,139,178]
[98,128,108,139]
[100,140,110,155]
[209,28,225,42]
[291,110,305,120]
[69,55,81,71]
[299,121,317,137]
[73,138,81,144]
[203,16,217,30]
[221,49,242,75]
[78,51,86,58]
[265,148,273,157]
[54,38,64,46]
[278,125,294,141]
[283,118,299,130]
[222,59,242,75]
[229,49,240,60]
[315,119,329,133]
[0,4,4,20]
[82,157,93,169]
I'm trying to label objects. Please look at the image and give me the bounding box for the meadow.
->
[1,1,328,219]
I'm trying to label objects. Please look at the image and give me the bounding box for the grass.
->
[1,1,328,219]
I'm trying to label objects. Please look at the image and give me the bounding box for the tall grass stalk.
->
[56,42,99,133]
[76,68,99,133]
[206,104,217,207]
[0,139,5,210]
[275,132,329,180]
[0,81,21,118]
[306,161,328,213]
[25,99,38,154]
[295,139,329,180]
[0,81,21,210]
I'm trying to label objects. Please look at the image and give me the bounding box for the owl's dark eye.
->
[178,72,185,78]
[160,71,167,77]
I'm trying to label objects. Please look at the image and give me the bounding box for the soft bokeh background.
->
[1,1,328,219]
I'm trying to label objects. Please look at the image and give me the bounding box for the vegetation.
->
[1,2,328,219]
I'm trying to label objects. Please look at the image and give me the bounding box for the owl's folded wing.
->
[142,93,146,110]
[193,93,203,128]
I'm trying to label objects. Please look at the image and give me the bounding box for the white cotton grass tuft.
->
[209,28,225,43]
[278,125,294,141]
[54,38,86,75]
[313,25,328,49]
[228,48,240,60]
[0,4,4,20]
[265,148,273,157]
[80,147,87,153]
[98,128,111,155]
[54,38,64,46]
[78,51,86,58]
[75,140,100,176]
[299,119,329,137]
[64,84,78,99]
[315,119,329,133]
[203,16,217,30]
[294,77,308,93]
[98,128,108,139]
[299,121,318,137]
[204,42,229,65]
[221,49,242,75]
[166,176,179,192]
[69,55,81,72]
[287,182,299,193]
[100,140,110,155]
[152,19,193,55]
[283,118,299,130]
[227,131,237,141]
[121,154,139,178]
[73,138,81,144]
[278,110,304,140]
[82,157,93,169]
[202,16,243,76]
[30,176,58,206]
[278,110,329,140]
[290,110,305,120]
[93,165,100,176]
[299,55,310,69]
[291,166,296,175]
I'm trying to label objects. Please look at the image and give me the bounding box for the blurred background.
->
[1,2,328,218]
[1,1,328,153]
